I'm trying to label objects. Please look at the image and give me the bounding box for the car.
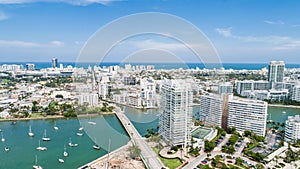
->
[201,160,207,164]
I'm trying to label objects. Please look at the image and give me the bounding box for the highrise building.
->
[268,61,285,86]
[218,82,233,95]
[285,115,300,143]
[52,58,58,68]
[200,94,268,136]
[292,85,300,102]
[25,63,35,70]
[159,79,192,147]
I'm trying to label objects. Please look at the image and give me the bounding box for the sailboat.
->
[54,121,59,131]
[267,113,273,122]
[68,137,78,147]
[63,145,68,157]
[76,132,83,136]
[88,116,96,125]
[4,146,9,152]
[1,133,5,142]
[28,125,34,137]
[93,138,100,150]
[33,155,43,169]
[58,158,64,163]
[36,140,47,151]
[42,130,50,141]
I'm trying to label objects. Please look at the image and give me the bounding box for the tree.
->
[55,94,63,99]
[256,163,264,169]
[128,145,141,159]
[204,140,215,152]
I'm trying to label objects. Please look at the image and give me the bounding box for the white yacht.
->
[63,145,68,157]
[93,144,100,150]
[36,140,47,151]
[33,155,43,169]
[1,133,5,142]
[28,125,34,137]
[54,121,59,131]
[42,130,50,141]
[68,138,78,147]
[58,158,64,163]
[76,132,83,136]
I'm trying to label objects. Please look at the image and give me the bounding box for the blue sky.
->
[1,0,300,63]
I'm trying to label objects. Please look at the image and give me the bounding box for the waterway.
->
[0,106,298,168]
[0,114,129,169]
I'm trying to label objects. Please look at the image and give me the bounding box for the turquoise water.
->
[268,106,300,124]
[0,115,129,169]
[124,106,201,136]
[0,105,298,168]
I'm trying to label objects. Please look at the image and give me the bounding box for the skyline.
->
[1,0,300,63]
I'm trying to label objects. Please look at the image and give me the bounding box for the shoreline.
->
[0,112,115,122]
[268,104,300,109]
[78,141,144,169]
[78,141,131,169]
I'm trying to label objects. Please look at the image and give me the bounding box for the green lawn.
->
[152,147,183,169]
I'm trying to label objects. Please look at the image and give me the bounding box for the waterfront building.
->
[227,98,268,136]
[77,93,98,107]
[218,82,233,95]
[140,77,156,108]
[199,94,223,127]
[285,115,300,143]
[0,64,23,71]
[236,80,269,95]
[268,61,285,87]
[292,85,300,102]
[159,79,193,147]
[25,64,35,70]
[200,93,268,136]
[52,58,58,68]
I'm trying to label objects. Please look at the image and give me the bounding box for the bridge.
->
[114,107,164,169]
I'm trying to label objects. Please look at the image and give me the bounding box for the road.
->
[114,108,164,169]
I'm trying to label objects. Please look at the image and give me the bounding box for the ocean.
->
[2,62,300,70]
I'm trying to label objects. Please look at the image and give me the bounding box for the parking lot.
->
[251,131,282,156]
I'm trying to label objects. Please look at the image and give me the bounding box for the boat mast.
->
[105,138,111,169]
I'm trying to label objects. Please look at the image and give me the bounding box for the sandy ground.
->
[86,141,145,169]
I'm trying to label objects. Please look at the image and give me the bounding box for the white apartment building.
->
[77,93,98,107]
[159,79,193,147]
[236,80,269,95]
[292,85,300,102]
[200,94,223,126]
[227,98,268,136]
[140,77,156,108]
[200,94,268,136]
[268,61,285,84]
[285,115,300,143]
[218,82,233,95]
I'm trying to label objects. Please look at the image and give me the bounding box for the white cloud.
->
[264,20,284,25]
[215,27,300,51]
[0,0,120,5]
[0,11,8,21]
[51,40,64,46]
[0,40,40,47]
[215,27,233,37]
